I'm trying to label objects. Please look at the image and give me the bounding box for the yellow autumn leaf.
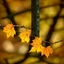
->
[3,24,16,38]
[30,37,42,46]
[30,45,43,53]
[19,29,31,43]
[41,46,53,58]
[29,37,43,53]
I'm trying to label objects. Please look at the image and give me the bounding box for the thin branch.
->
[0,24,26,28]
[40,16,64,20]
[40,2,64,9]
[42,40,63,44]
[52,40,63,44]
[0,15,64,24]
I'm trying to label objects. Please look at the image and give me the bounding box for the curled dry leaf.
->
[19,29,31,43]
[41,46,53,58]
[3,24,16,38]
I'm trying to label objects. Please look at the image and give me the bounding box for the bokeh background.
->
[0,0,64,64]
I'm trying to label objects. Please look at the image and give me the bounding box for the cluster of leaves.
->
[3,24,53,58]
[29,37,53,58]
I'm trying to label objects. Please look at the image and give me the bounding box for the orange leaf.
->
[3,24,16,38]
[41,46,53,58]
[47,46,53,54]
[29,37,43,53]
[30,45,44,53]
[19,29,31,43]
[31,37,42,46]
[41,47,46,56]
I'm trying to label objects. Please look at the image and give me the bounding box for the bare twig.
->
[42,40,63,44]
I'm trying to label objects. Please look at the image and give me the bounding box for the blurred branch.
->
[52,40,63,44]
[0,24,26,28]
[12,2,64,16]
[40,2,64,9]
[0,2,64,20]
[2,0,16,25]
[4,59,8,64]
[40,16,64,20]
[55,28,64,32]
[42,40,63,44]
[45,4,64,46]
[0,16,64,23]
[39,1,64,62]
[2,0,18,35]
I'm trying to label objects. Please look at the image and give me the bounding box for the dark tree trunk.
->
[31,0,40,39]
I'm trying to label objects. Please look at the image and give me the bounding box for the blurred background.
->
[0,0,64,64]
